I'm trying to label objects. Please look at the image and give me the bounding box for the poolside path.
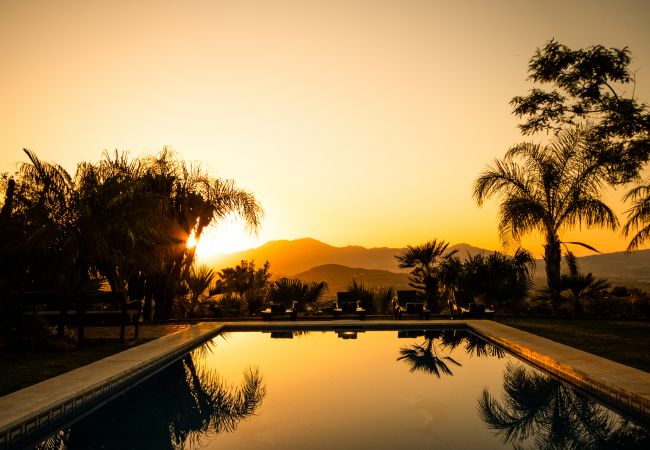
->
[79,323,191,340]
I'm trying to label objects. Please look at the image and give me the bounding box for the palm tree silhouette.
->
[395,240,458,312]
[623,183,650,251]
[473,126,617,311]
[181,264,217,318]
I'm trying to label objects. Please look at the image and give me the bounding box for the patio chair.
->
[394,290,430,320]
[449,291,494,319]
[333,292,365,320]
[261,301,298,321]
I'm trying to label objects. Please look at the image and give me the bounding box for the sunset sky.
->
[1,0,649,258]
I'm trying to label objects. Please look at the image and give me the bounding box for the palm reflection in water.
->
[36,341,266,450]
[397,329,503,378]
[479,361,650,450]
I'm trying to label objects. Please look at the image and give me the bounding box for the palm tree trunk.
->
[544,233,562,313]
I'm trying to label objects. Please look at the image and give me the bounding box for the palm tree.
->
[181,264,216,318]
[372,286,396,314]
[623,183,650,251]
[140,149,263,319]
[560,252,610,316]
[215,260,272,316]
[395,239,458,312]
[267,278,328,313]
[473,126,617,311]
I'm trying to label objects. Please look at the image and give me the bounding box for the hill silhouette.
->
[294,264,411,296]
[206,238,649,293]
[207,238,492,276]
[533,249,650,291]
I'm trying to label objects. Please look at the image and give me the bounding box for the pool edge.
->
[0,322,225,448]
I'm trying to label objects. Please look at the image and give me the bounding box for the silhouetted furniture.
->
[337,329,364,339]
[397,329,425,338]
[333,292,365,319]
[19,291,144,340]
[261,301,298,321]
[449,290,494,319]
[20,291,143,325]
[270,330,294,338]
[394,290,430,320]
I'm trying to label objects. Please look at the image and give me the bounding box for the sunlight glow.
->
[194,217,263,260]
[186,230,198,249]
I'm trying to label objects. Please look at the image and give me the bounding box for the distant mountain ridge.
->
[294,264,411,295]
[206,237,649,293]
[533,249,650,290]
[207,237,492,276]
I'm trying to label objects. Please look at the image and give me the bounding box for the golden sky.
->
[1,0,649,257]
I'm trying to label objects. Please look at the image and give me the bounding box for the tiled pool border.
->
[1,319,648,448]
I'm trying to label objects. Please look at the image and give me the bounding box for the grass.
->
[0,338,152,397]
[495,317,650,373]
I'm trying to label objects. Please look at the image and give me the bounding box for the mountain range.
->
[207,237,492,276]
[205,238,649,293]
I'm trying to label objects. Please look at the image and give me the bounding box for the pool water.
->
[35,329,649,449]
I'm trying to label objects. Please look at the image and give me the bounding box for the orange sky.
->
[1,0,649,257]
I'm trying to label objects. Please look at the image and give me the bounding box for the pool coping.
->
[1,319,649,447]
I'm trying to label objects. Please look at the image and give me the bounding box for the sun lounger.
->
[449,291,494,319]
[333,292,365,319]
[394,290,430,320]
[261,301,298,320]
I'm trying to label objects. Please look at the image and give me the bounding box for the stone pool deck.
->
[1,319,649,447]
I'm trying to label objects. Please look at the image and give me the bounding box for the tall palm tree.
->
[395,239,458,312]
[473,126,617,311]
[623,183,650,251]
[139,149,263,319]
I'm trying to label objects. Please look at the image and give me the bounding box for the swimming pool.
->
[31,328,649,449]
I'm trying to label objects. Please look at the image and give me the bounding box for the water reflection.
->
[397,330,462,377]
[478,361,650,449]
[269,330,294,339]
[36,352,266,450]
[337,329,365,339]
[397,329,504,378]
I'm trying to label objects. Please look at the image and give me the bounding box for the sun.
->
[191,217,262,260]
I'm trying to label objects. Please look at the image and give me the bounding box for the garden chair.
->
[394,290,430,320]
[261,301,298,321]
[333,292,365,319]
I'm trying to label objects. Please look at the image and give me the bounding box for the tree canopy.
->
[0,148,263,331]
[511,39,650,182]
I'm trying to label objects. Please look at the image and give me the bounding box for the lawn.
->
[0,338,152,397]
[495,317,650,372]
